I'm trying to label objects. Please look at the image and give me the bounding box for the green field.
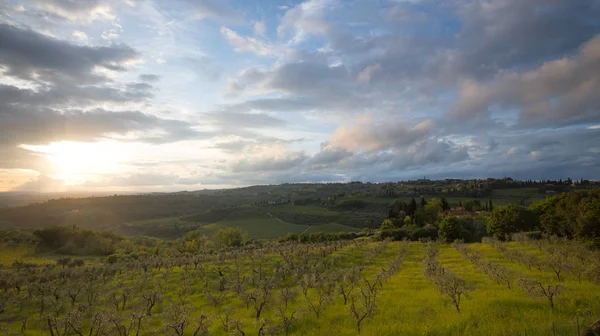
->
[0,244,55,266]
[199,217,358,240]
[1,238,599,335]
[124,213,359,240]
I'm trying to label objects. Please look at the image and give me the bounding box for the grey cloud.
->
[0,83,153,115]
[217,98,317,113]
[309,144,353,167]
[229,152,309,173]
[389,139,470,171]
[208,112,285,130]
[0,146,49,171]
[126,82,154,92]
[455,0,600,79]
[212,137,302,153]
[31,0,111,21]
[450,34,600,127]
[138,74,161,82]
[0,102,204,146]
[0,23,139,83]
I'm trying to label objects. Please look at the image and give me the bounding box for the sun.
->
[21,141,126,185]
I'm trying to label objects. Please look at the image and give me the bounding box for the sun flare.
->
[21,142,126,185]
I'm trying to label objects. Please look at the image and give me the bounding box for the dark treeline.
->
[378,189,600,245]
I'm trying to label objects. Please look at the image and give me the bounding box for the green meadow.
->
[1,238,598,335]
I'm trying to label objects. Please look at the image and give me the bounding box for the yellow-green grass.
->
[3,241,599,335]
[0,244,55,266]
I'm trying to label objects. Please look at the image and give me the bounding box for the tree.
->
[532,189,600,239]
[518,279,565,310]
[213,228,248,247]
[487,205,534,240]
[408,198,418,217]
[440,197,450,211]
[438,215,462,243]
[349,285,377,334]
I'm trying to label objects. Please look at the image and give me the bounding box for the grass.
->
[125,208,358,240]
[287,242,600,335]
[0,244,55,266]
[269,204,337,215]
[200,217,358,239]
[1,240,599,335]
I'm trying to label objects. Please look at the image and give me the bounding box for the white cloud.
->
[220,27,278,57]
[101,30,119,40]
[72,30,88,41]
[277,0,332,43]
[254,21,266,36]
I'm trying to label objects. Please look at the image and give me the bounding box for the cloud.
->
[454,0,600,79]
[0,103,205,146]
[83,173,204,187]
[357,64,380,83]
[206,111,285,132]
[220,27,277,57]
[138,74,161,82]
[308,143,353,168]
[14,175,66,192]
[216,98,317,113]
[32,0,114,22]
[0,23,139,83]
[71,30,88,41]
[226,142,308,173]
[329,116,433,152]
[187,0,244,23]
[2,0,600,190]
[277,0,331,43]
[450,34,600,127]
[254,21,266,36]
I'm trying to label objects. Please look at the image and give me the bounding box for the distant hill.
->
[0,178,596,240]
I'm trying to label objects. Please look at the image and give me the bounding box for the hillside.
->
[0,178,595,240]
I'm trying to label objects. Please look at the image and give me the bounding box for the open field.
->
[198,217,359,240]
[123,213,359,240]
[1,238,598,335]
[0,244,55,266]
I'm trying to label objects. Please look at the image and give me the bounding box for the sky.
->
[0,0,599,192]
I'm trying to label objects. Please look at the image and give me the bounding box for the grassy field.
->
[288,242,600,335]
[200,217,359,239]
[2,239,598,335]
[0,244,55,266]
[123,206,357,240]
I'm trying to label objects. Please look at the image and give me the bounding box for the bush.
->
[213,227,248,247]
[408,224,438,241]
[378,227,408,241]
[106,254,119,264]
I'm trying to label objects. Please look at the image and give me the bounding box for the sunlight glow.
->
[20,141,127,185]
